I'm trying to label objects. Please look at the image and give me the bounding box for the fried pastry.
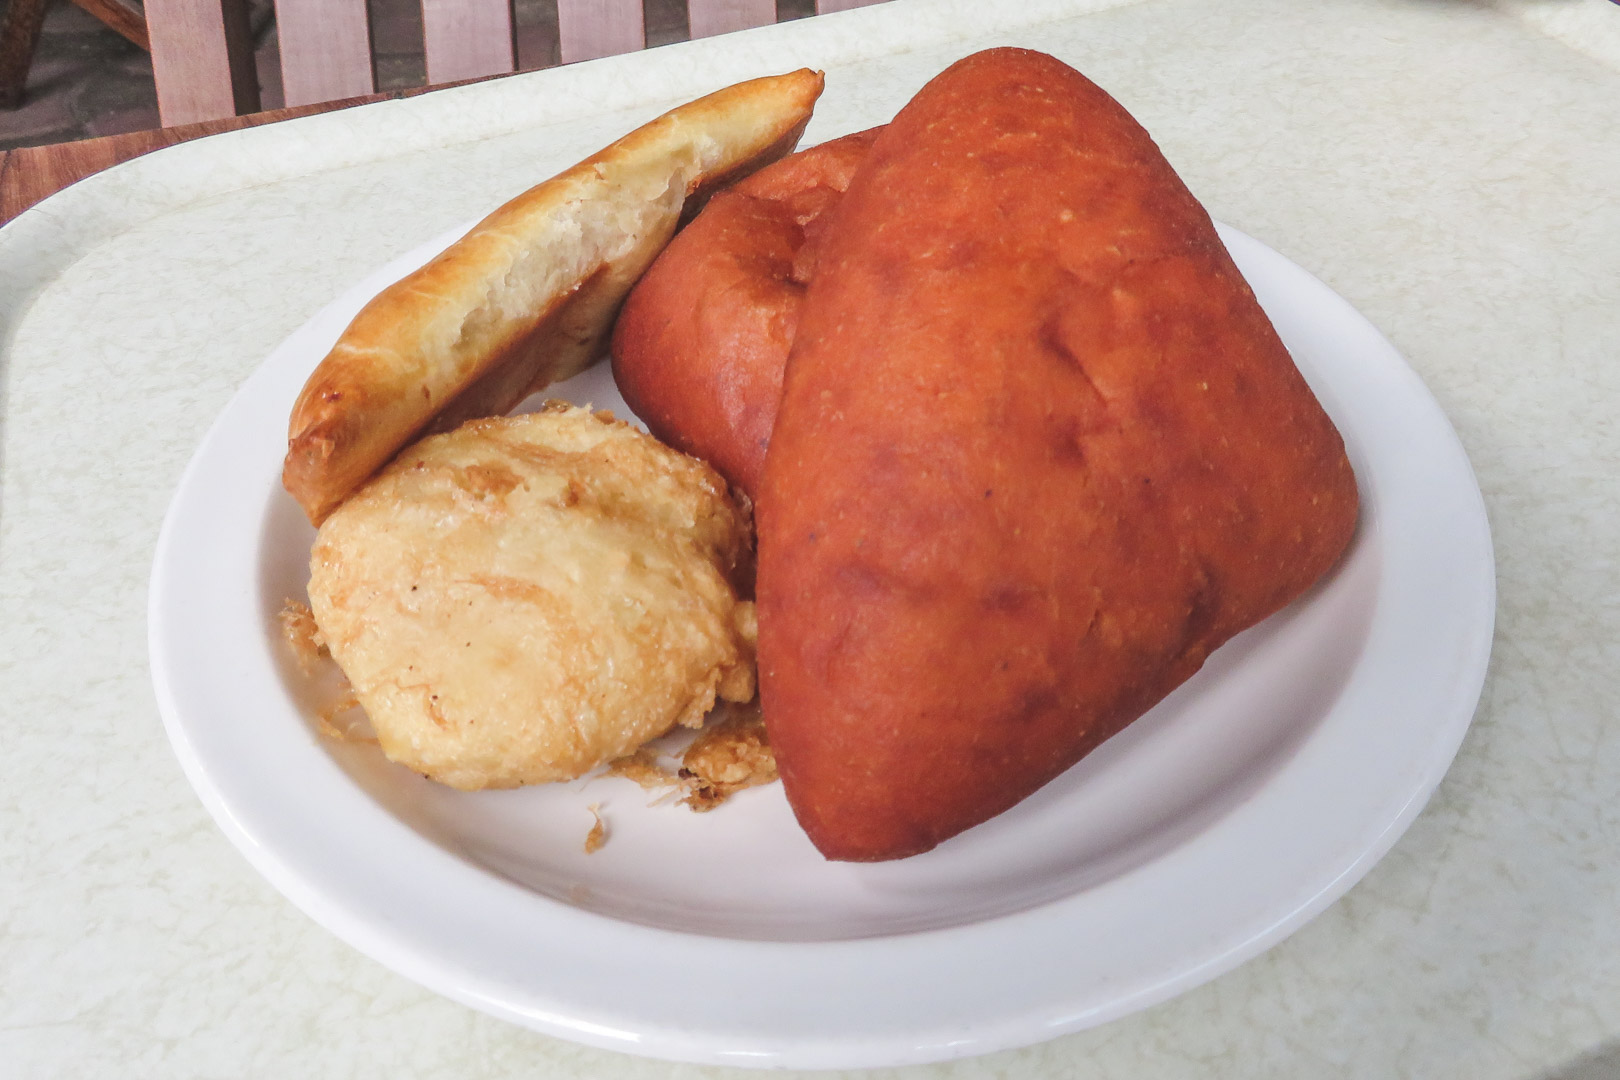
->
[611,129,880,496]
[756,49,1359,861]
[306,404,757,790]
[284,68,825,524]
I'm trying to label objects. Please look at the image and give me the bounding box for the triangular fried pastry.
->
[756,49,1358,861]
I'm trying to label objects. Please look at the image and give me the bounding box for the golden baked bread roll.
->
[307,404,757,790]
[756,49,1359,861]
[284,69,825,524]
[611,129,879,497]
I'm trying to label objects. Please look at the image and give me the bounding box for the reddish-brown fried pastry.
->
[756,49,1359,862]
[611,129,880,497]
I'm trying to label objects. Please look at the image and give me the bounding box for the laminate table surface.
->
[3,1,1618,1076]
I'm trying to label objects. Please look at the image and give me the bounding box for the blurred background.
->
[0,0,819,150]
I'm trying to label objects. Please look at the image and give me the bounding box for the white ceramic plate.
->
[150,221,1494,1069]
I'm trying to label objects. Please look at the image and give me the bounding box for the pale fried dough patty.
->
[306,403,757,790]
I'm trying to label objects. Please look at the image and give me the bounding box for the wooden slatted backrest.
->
[147,0,893,127]
[276,0,374,108]
[422,0,517,86]
[689,0,775,40]
[556,0,643,65]
[145,0,259,127]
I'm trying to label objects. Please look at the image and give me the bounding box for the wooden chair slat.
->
[556,0,644,65]
[815,0,887,12]
[688,0,775,39]
[277,0,375,108]
[422,0,517,86]
[145,0,259,126]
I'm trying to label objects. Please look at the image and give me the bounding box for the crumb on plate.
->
[679,702,777,812]
[585,804,607,853]
[279,599,328,672]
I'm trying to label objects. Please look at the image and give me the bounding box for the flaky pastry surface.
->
[307,405,757,790]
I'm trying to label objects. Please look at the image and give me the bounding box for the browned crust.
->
[756,49,1359,862]
[283,69,825,525]
[611,129,881,497]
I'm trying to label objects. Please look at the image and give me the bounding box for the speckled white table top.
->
[3,0,1619,1076]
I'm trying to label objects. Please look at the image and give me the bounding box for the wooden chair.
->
[143,0,890,128]
[0,0,890,224]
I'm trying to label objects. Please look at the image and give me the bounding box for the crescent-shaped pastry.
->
[283,68,824,524]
